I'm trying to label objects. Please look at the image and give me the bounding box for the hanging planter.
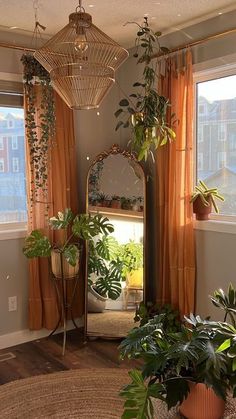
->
[21,53,55,211]
[115,17,176,162]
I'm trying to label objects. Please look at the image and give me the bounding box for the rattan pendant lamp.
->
[34,0,129,109]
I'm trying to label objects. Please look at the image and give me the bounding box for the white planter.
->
[88,285,107,313]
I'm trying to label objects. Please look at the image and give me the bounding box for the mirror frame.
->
[85,144,146,338]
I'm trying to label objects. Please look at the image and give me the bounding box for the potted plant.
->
[96,192,110,208]
[88,234,125,312]
[190,180,225,220]
[121,197,132,210]
[131,197,140,212]
[21,54,55,206]
[23,208,114,279]
[111,195,121,209]
[119,284,236,419]
[115,17,176,162]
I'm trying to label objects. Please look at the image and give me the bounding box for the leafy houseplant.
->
[134,301,180,330]
[119,284,236,419]
[115,17,176,162]
[88,235,124,301]
[23,208,114,278]
[88,238,143,302]
[190,180,225,220]
[21,54,55,209]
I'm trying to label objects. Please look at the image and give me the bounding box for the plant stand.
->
[48,254,81,356]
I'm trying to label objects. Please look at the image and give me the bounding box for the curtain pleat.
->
[25,87,83,330]
[156,50,196,316]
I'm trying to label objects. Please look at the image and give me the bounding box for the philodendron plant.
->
[119,284,236,419]
[115,17,176,162]
[23,208,114,267]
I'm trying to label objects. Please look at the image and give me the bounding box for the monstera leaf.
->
[23,230,51,258]
[63,244,79,267]
[72,214,114,240]
[95,276,122,300]
[49,208,74,230]
[96,235,120,261]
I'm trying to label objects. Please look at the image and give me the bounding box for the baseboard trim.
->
[0,318,84,350]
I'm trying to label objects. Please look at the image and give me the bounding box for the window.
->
[12,136,18,150]
[219,123,227,141]
[198,153,203,170]
[0,137,3,150]
[217,151,226,169]
[198,125,203,142]
[0,158,4,172]
[8,119,14,128]
[12,157,19,172]
[195,71,236,218]
[0,86,26,226]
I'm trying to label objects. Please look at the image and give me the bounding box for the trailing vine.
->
[21,53,55,215]
[115,17,176,162]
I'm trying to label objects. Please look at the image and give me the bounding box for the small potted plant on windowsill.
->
[23,208,114,279]
[119,284,236,419]
[96,192,110,208]
[190,180,225,220]
[111,195,121,209]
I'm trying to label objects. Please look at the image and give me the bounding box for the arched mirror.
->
[85,144,145,338]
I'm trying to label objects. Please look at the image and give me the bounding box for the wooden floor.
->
[0,330,137,385]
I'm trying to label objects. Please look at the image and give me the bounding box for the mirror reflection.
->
[86,146,145,338]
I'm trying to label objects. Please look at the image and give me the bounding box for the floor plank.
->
[0,329,138,385]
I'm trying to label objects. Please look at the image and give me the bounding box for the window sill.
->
[194,219,236,234]
[0,224,27,240]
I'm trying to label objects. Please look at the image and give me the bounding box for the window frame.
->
[193,63,236,231]
[0,75,27,239]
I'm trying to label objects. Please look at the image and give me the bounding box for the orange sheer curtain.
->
[25,89,83,330]
[156,50,195,316]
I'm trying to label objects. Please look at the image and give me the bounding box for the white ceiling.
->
[0,0,236,47]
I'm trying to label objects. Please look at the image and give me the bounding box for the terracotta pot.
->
[179,382,225,419]
[193,196,212,220]
[51,249,79,279]
[111,200,121,209]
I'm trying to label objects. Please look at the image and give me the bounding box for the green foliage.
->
[190,180,225,214]
[134,301,180,330]
[120,241,143,277]
[121,370,165,419]
[21,54,55,208]
[210,283,236,327]
[23,208,114,268]
[119,284,236,417]
[115,18,176,162]
[23,230,51,258]
[88,237,143,300]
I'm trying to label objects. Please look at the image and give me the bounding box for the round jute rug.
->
[0,369,235,418]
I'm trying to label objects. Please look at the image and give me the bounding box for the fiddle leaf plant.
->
[115,17,176,162]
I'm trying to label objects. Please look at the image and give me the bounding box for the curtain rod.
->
[0,41,35,52]
[152,27,236,59]
[0,26,236,55]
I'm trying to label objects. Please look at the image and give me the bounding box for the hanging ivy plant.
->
[115,18,176,162]
[21,53,55,209]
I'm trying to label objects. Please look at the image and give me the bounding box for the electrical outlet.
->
[8,296,17,312]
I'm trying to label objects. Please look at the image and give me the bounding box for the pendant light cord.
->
[76,0,85,13]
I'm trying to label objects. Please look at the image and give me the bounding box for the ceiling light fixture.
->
[34,0,128,110]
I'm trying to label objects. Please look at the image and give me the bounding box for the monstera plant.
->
[23,208,114,278]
